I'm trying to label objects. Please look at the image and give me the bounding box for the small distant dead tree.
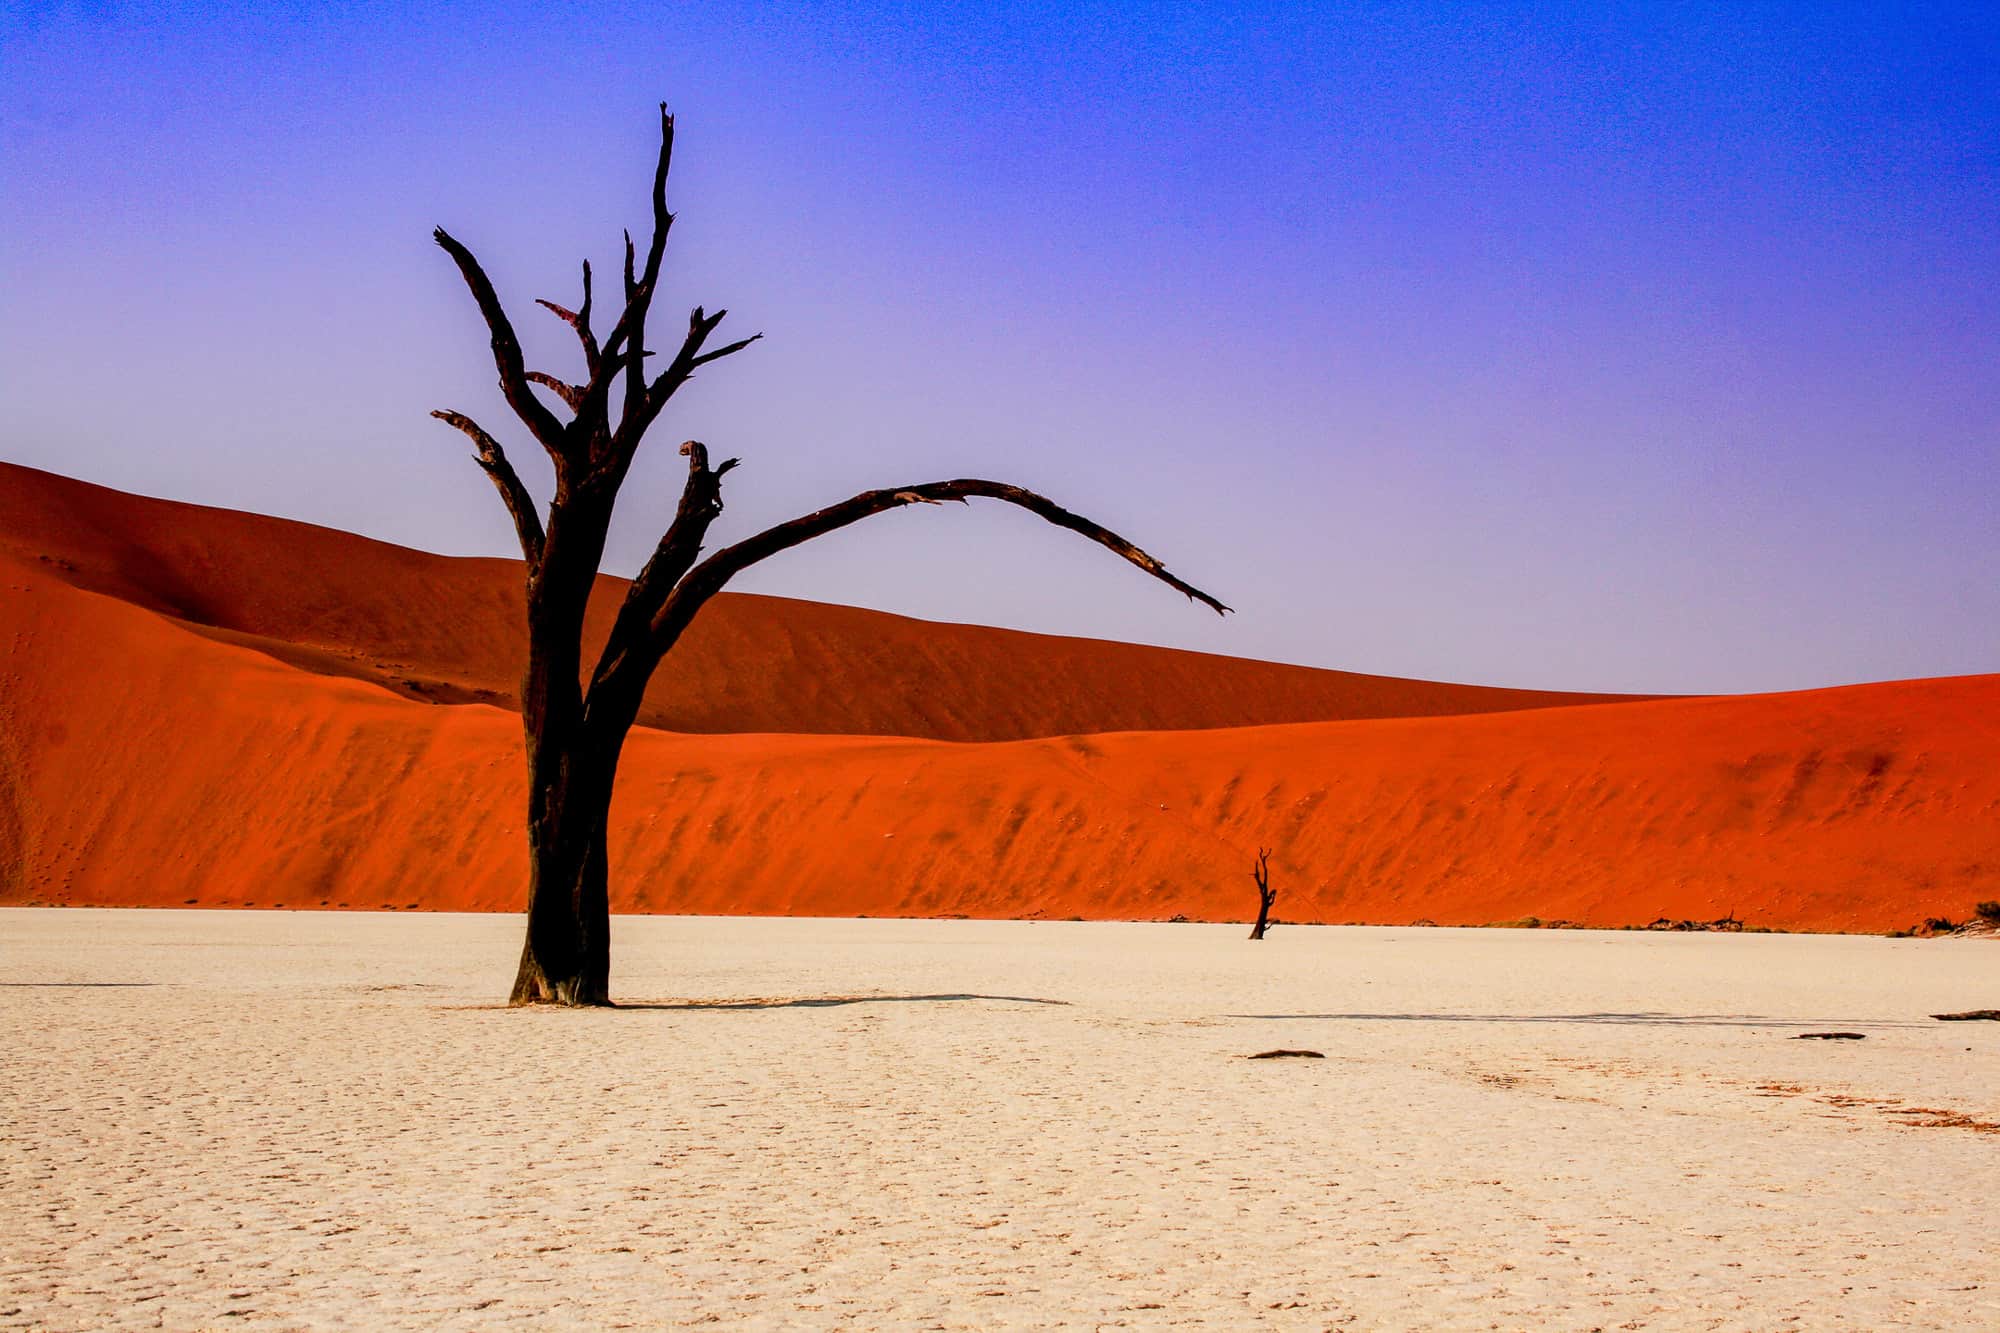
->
[433,106,1229,1006]
[1248,847,1276,940]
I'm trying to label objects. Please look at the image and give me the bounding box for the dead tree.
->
[433,106,1230,1005]
[1248,848,1276,940]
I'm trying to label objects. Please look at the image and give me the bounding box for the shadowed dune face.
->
[2,474,1996,931]
[0,462,1641,742]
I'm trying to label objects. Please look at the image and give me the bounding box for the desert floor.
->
[3,910,1995,1330]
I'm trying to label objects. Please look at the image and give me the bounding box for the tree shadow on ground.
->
[612,992,1072,1011]
[447,992,1074,1012]
[1226,1011,1925,1029]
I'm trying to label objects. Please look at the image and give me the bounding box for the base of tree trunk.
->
[508,970,612,1007]
[508,920,608,1000]
[509,800,614,1006]
[508,897,611,1007]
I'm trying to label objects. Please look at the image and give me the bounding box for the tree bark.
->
[510,739,617,1004]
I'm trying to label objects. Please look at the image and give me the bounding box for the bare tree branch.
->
[525,371,585,412]
[586,440,738,715]
[691,333,763,368]
[431,409,546,566]
[643,477,1229,656]
[574,108,676,442]
[432,228,571,458]
[535,259,599,375]
[612,307,762,453]
[623,105,676,427]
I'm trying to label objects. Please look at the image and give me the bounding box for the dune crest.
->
[0,461,1638,742]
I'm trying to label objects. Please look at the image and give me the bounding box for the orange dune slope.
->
[0,462,1638,741]
[4,547,1994,932]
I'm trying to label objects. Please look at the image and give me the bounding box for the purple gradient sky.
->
[4,2,1996,694]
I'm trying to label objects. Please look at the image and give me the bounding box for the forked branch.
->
[615,306,762,451]
[586,440,740,710]
[623,106,676,424]
[449,105,756,467]
[573,109,678,440]
[535,259,599,375]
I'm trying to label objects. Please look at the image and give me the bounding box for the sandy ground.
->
[2,910,1995,1330]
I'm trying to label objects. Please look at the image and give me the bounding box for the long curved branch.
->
[431,410,546,567]
[432,228,570,457]
[648,477,1229,652]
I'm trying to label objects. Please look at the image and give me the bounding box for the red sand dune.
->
[0,462,1634,741]
[3,465,1995,933]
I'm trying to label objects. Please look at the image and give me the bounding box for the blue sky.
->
[3,1,1996,692]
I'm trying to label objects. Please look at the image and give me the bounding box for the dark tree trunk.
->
[433,106,1228,1005]
[510,742,617,1004]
